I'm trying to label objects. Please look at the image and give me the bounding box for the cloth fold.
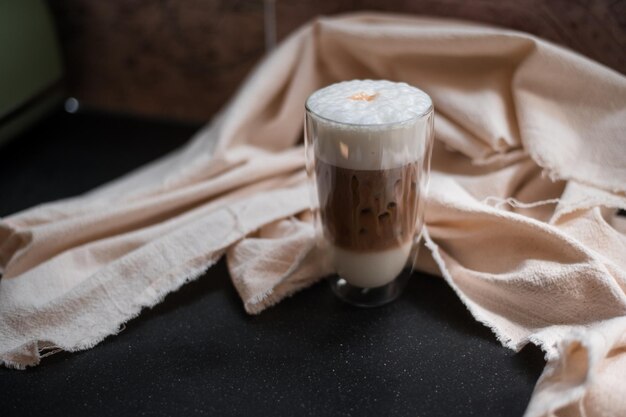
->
[1,12,625,417]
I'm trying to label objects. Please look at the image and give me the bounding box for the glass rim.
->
[304,93,434,129]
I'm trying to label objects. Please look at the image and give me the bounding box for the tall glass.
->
[304,84,434,307]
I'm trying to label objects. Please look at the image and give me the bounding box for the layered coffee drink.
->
[305,80,433,290]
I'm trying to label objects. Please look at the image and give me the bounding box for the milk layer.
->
[332,242,413,288]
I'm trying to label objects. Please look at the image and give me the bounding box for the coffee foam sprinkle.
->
[307,79,432,126]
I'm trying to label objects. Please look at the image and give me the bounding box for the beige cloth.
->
[1,12,625,416]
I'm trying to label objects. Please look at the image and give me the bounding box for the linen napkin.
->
[2,12,625,417]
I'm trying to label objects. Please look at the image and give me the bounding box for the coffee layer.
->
[316,159,419,252]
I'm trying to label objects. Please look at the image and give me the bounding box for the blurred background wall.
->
[47,0,626,122]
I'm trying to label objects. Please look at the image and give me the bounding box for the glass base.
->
[329,269,411,307]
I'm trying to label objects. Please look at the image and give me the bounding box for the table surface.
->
[0,110,545,417]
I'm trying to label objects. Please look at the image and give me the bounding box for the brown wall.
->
[48,0,626,123]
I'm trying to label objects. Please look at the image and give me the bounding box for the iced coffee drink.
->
[305,80,434,306]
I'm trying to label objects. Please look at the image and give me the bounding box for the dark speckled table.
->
[0,110,545,417]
